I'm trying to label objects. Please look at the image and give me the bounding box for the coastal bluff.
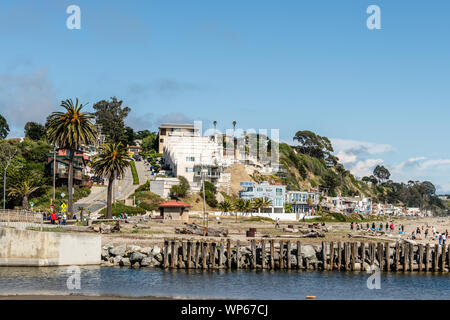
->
[0,227,101,266]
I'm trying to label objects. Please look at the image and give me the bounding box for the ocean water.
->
[0,266,449,299]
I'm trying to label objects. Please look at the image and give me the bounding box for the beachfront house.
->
[239,181,286,213]
[285,191,319,215]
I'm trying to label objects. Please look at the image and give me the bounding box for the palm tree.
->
[46,98,97,215]
[219,200,233,215]
[261,198,273,212]
[252,198,264,213]
[8,181,39,209]
[93,142,131,219]
[233,198,247,222]
[232,120,236,134]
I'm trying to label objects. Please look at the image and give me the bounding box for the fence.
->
[0,209,43,230]
[161,238,450,272]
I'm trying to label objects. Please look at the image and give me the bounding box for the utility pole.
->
[52,146,56,204]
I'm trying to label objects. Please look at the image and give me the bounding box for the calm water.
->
[0,267,449,299]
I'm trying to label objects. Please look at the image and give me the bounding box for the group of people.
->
[350,221,398,233]
[47,211,67,225]
[416,225,448,245]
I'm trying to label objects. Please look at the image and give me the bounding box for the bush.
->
[130,160,139,185]
[204,190,218,208]
[99,202,146,217]
[136,180,150,192]
[203,181,217,194]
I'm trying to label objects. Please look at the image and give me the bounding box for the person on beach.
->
[366,223,370,230]
[443,234,447,246]
[425,228,429,239]
[350,222,354,231]
[275,218,280,229]
[401,225,404,232]
[62,213,67,225]
[385,222,389,231]
[372,222,375,230]
[380,223,383,231]
[439,233,442,245]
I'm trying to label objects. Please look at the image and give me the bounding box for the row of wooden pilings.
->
[163,238,450,272]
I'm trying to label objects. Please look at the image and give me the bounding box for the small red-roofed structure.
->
[158,200,192,221]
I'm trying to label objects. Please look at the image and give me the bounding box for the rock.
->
[154,253,163,263]
[113,256,122,265]
[138,247,153,256]
[289,255,297,266]
[100,223,112,234]
[101,249,110,260]
[109,257,115,263]
[110,244,126,257]
[101,261,113,267]
[103,244,113,250]
[130,252,145,263]
[301,245,317,261]
[119,257,131,267]
[152,246,161,255]
[140,256,154,267]
[131,262,140,269]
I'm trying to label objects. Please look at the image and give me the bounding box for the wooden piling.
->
[287,241,292,269]
[385,242,390,271]
[236,240,240,269]
[163,240,169,269]
[403,243,408,272]
[350,242,355,271]
[182,241,187,261]
[344,242,349,271]
[359,242,365,271]
[377,242,383,271]
[251,240,256,269]
[270,240,275,269]
[202,242,207,269]
[218,242,223,268]
[337,242,342,271]
[171,241,177,268]
[330,242,335,271]
[187,241,192,269]
[395,242,400,271]
[425,244,430,272]
[210,242,216,269]
[261,240,266,269]
[227,239,231,269]
[433,244,439,272]
[418,244,423,272]
[441,244,446,272]
[370,242,376,267]
[409,243,414,272]
[279,240,284,269]
[297,241,302,270]
[322,242,327,271]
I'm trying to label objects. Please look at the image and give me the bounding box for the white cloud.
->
[331,138,395,155]
[348,158,384,178]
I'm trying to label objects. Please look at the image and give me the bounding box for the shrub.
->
[130,160,139,185]
[136,180,150,192]
[98,202,146,217]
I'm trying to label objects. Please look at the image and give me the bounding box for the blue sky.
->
[1,0,450,192]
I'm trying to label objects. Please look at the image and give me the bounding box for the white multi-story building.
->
[157,123,231,194]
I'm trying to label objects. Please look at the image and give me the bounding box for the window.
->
[185,168,194,172]
[186,157,195,162]
[276,188,282,196]
[160,138,164,143]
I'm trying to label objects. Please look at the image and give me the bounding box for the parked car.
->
[90,176,105,184]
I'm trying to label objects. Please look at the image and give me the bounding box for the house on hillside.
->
[47,149,89,186]
[239,181,286,213]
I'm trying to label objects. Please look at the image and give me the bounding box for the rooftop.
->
[158,200,193,208]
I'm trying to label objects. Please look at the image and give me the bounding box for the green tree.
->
[92,97,130,144]
[93,142,131,219]
[293,130,334,160]
[8,180,40,209]
[218,199,233,213]
[24,122,46,141]
[141,132,158,152]
[284,203,293,213]
[373,165,390,183]
[0,114,10,140]
[46,98,97,215]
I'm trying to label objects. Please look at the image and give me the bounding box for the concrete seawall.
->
[0,227,101,266]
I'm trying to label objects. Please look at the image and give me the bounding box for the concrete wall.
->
[0,227,101,266]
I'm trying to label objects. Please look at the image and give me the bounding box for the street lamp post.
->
[52,146,56,204]
[3,165,8,210]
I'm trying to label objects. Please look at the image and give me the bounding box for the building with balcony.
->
[285,191,319,215]
[239,181,286,213]
[47,149,89,186]
[158,123,200,153]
